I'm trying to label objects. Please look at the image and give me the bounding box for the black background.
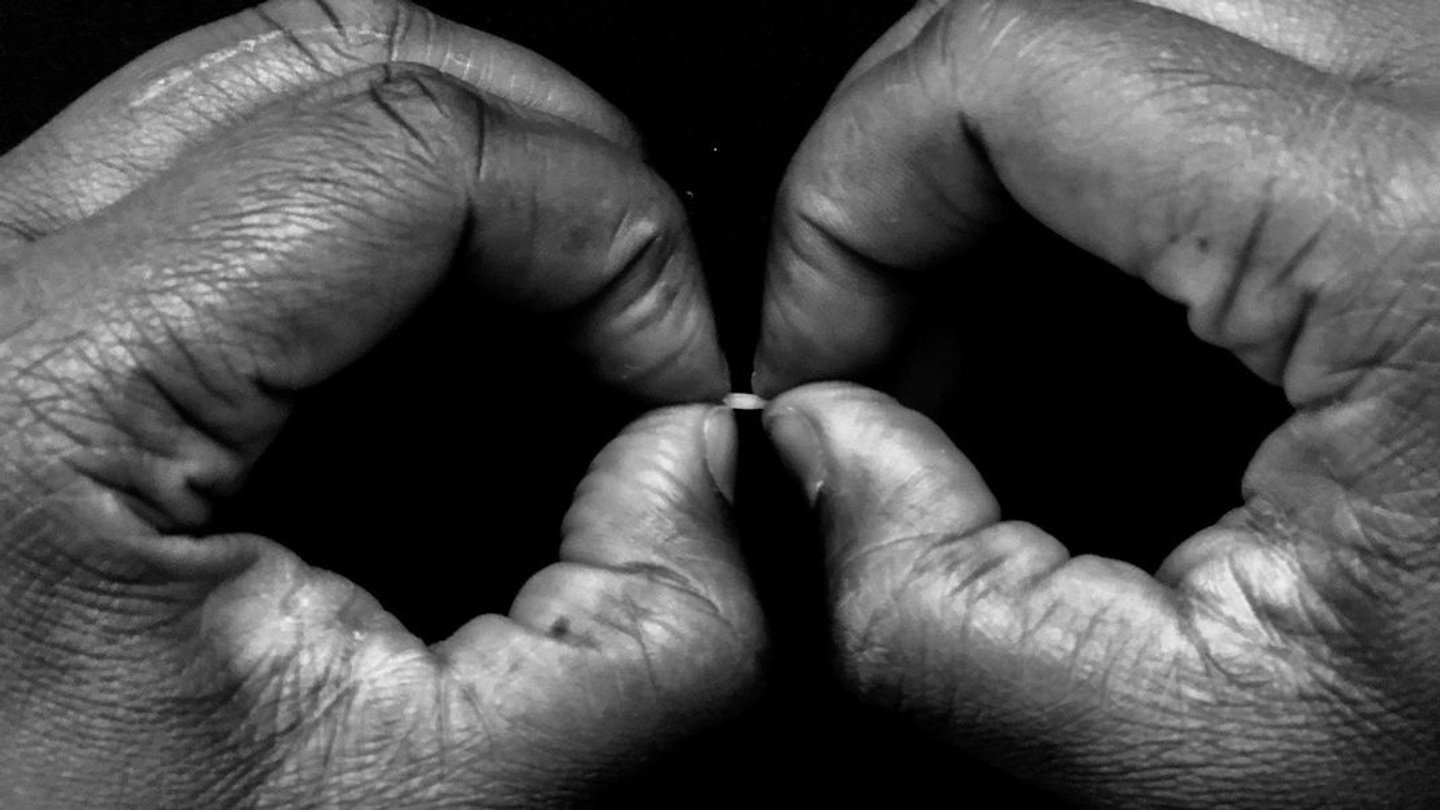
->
[0,2,1292,806]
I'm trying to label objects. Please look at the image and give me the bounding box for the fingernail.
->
[703,406,738,505]
[764,407,828,505]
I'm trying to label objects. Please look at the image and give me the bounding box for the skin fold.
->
[6,0,1440,806]
[757,0,1440,806]
[0,0,759,806]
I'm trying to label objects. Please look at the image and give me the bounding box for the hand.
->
[757,0,1440,805]
[0,1,761,806]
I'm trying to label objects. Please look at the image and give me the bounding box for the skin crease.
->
[755,0,1440,806]
[0,0,760,807]
[5,0,1440,808]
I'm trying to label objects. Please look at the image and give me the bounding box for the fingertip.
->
[766,379,901,409]
[762,381,1000,561]
[534,403,762,694]
[750,320,827,397]
[750,349,793,400]
[560,404,742,571]
[749,328,845,400]
[575,166,729,405]
[833,0,950,93]
[579,273,731,404]
[702,405,739,506]
[462,110,727,404]
[763,380,907,437]
[762,382,918,504]
[762,402,830,506]
[750,311,875,398]
[753,229,913,398]
[762,381,907,466]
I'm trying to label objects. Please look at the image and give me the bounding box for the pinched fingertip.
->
[761,382,1001,574]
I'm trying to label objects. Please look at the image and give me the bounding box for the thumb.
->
[762,382,1434,806]
[0,408,761,806]
[762,383,1041,675]
[426,404,764,788]
[759,382,1179,799]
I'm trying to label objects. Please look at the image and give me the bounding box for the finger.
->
[753,0,1437,394]
[759,0,1440,798]
[3,63,726,536]
[754,0,1440,634]
[0,0,640,247]
[832,0,949,93]
[0,407,757,804]
[0,64,737,799]
[424,404,761,794]
[766,383,1436,806]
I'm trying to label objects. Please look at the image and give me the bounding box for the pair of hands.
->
[3,0,1440,805]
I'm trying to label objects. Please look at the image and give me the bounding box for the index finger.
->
[752,0,1423,395]
[0,0,641,247]
[755,0,1440,801]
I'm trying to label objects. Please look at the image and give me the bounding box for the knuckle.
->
[621,177,689,239]
[777,177,849,251]
[365,64,483,149]
[257,0,414,46]
[282,62,483,173]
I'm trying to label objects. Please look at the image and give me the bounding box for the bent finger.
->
[753,0,1437,395]
[755,0,1440,682]
[431,405,762,786]
[0,0,639,247]
[832,0,950,94]
[765,382,1434,806]
[3,64,725,539]
[186,406,760,802]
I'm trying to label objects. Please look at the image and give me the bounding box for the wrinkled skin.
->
[757,0,1440,806]
[12,0,1440,806]
[0,0,763,806]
